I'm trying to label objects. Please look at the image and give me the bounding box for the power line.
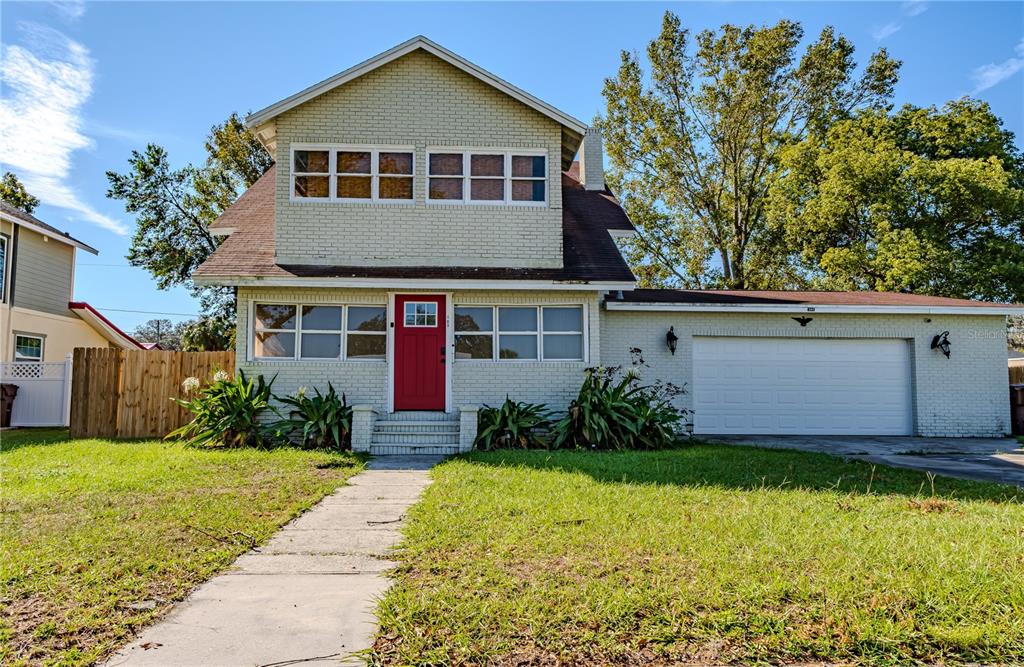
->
[95,307,200,317]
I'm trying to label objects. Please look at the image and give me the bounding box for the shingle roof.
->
[609,289,1019,308]
[194,163,636,284]
[0,201,98,254]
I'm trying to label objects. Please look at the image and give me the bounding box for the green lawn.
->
[0,429,363,666]
[375,445,1024,666]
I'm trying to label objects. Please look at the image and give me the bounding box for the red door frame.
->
[393,294,447,411]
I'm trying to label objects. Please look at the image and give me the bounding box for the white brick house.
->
[194,36,1021,451]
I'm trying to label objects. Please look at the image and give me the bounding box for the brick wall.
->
[273,50,564,268]
[601,310,1011,438]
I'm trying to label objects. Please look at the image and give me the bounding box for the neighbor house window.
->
[453,306,583,361]
[253,303,387,361]
[292,146,414,202]
[427,150,547,205]
[14,334,43,362]
[0,235,7,302]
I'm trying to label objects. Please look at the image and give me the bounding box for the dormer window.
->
[291,145,414,202]
[428,150,547,205]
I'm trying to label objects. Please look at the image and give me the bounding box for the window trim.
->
[290,144,415,204]
[426,148,548,207]
[250,301,387,362]
[453,304,586,362]
[13,333,44,362]
[0,233,8,303]
[403,301,438,328]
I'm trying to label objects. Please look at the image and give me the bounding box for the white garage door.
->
[693,337,912,435]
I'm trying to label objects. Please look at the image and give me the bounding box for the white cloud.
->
[901,0,928,18]
[971,39,1024,94]
[49,0,85,21]
[0,23,126,234]
[873,1,928,41]
[872,21,902,41]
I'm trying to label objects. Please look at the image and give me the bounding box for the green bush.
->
[168,370,277,448]
[552,349,687,450]
[273,383,352,451]
[475,398,552,450]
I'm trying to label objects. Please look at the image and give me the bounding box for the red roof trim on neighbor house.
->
[68,302,147,350]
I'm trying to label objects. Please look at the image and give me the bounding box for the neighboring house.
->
[194,36,1023,451]
[0,202,144,363]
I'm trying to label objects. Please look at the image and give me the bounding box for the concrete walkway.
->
[710,435,1024,487]
[105,456,443,667]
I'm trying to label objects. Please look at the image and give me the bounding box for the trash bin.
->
[1011,384,1024,436]
[0,383,18,428]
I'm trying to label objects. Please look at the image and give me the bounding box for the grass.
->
[374,445,1024,666]
[0,429,363,666]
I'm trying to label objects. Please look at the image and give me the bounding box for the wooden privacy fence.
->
[1012,359,1024,385]
[70,348,235,439]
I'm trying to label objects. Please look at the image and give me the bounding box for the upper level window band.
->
[428,150,546,205]
[292,146,414,202]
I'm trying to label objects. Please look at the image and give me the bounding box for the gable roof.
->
[68,302,147,349]
[247,36,587,136]
[0,201,98,254]
[606,289,1024,315]
[193,163,636,288]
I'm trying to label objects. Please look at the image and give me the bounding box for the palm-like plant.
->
[168,370,277,448]
[274,383,352,450]
[476,398,552,450]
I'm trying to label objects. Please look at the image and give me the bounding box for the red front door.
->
[394,294,446,411]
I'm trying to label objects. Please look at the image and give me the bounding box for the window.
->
[252,303,386,361]
[291,146,414,202]
[346,306,386,359]
[428,150,547,205]
[453,306,584,361]
[14,334,43,362]
[0,234,7,302]
[404,302,437,327]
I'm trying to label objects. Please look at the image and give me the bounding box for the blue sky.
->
[1,1,1022,333]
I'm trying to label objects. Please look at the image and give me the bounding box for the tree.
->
[598,12,900,288]
[131,318,186,350]
[180,316,235,352]
[769,99,1024,302]
[0,172,40,213]
[106,113,272,346]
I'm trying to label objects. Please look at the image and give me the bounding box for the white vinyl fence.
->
[0,355,72,427]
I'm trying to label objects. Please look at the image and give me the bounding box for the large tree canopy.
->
[0,172,39,214]
[599,11,900,288]
[769,99,1024,302]
[107,113,271,349]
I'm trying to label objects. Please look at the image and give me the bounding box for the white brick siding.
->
[601,310,1011,438]
[274,50,564,268]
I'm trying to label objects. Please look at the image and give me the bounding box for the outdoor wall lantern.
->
[931,331,951,358]
[666,326,679,355]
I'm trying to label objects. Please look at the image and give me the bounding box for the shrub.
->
[273,383,352,451]
[475,398,552,450]
[168,370,277,448]
[552,349,687,450]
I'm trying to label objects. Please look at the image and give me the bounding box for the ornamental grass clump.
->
[552,348,687,450]
[168,370,277,448]
[475,398,552,450]
[273,383,352,451]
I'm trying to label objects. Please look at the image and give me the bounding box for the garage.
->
[692,337,913,435]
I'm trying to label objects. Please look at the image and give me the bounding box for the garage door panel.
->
[693,337,912,435]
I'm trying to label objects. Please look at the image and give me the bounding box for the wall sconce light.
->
[792,316,813,327]
[666,326,678,355]
[930,331,951,358]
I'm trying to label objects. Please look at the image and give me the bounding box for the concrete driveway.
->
[708,435,1024,487]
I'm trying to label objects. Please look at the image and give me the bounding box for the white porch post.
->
[351,405,376,453]
[458,405,479,453]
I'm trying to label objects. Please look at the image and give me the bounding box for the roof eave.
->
[194,274,635,291]
[1,211,99,254]
[604,301,1024,316]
